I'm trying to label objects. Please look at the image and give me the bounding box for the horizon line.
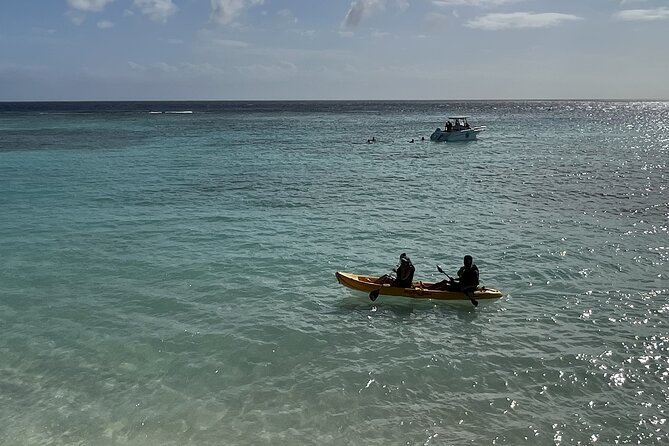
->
[2,98,668,103]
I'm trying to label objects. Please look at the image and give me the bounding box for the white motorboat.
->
[430,116,485,142]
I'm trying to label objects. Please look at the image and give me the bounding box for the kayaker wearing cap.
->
[375,253,415,288]
[395,253,415,287]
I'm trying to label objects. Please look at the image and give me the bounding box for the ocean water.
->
[0,100,667,445]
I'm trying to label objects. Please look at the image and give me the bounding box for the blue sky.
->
[1,0,668,100]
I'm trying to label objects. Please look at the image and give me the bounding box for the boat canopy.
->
[448,116,469,120]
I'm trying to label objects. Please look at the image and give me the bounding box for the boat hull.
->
[335,272,503,301]
[430,127,484,142]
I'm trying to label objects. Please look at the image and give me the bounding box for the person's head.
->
[463,255,473,267]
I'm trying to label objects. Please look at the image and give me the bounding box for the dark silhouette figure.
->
[429,255,479,291]
[375,253,416,288]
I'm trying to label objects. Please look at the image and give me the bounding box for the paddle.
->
[436,264,453,281]
[436,265,478,307]
[369,269,397,301]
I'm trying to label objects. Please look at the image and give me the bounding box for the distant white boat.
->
[149,110,194,114]
[430,116,485,142]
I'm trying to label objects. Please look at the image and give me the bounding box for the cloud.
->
[210,0,264,25]
[66,0,114,24]
[277,9,298,24]
[66,11,86,25]
[127,61,226,77]
[211,38,250,48]
[67,0,115,12]
[292,29,316,38]
[613,7,669,21]
[134,0,178,22]
[236,61,298,81]
[466,12,582,30]
[97,20,114,29]
[343,0,385,28]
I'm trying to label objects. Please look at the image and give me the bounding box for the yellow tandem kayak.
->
[335,271,503,302]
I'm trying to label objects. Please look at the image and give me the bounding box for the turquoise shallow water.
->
[0,101,667,445]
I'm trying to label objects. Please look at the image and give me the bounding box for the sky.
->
[1,0,668,100]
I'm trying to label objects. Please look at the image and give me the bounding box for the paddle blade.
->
[471,299,479,307]
[437,265,452,280]
[369,289,380,302]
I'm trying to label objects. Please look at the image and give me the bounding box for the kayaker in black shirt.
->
[375,253,415,288]
[428,255,479,291]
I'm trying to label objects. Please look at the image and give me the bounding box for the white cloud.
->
[613,7,669,21]
[97,20,114,29]
[212,38,250,48]
[66,11,86,25]
[343,0,386,28]
[466,12,582,30]
[293,29,316,38]
[277,9,298,24]
[236,61,298,81]
[127,61,226,77]
[134,0,178,22]
[210,0,265,25]
[66,0,114,24]
[67,0,115,12]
